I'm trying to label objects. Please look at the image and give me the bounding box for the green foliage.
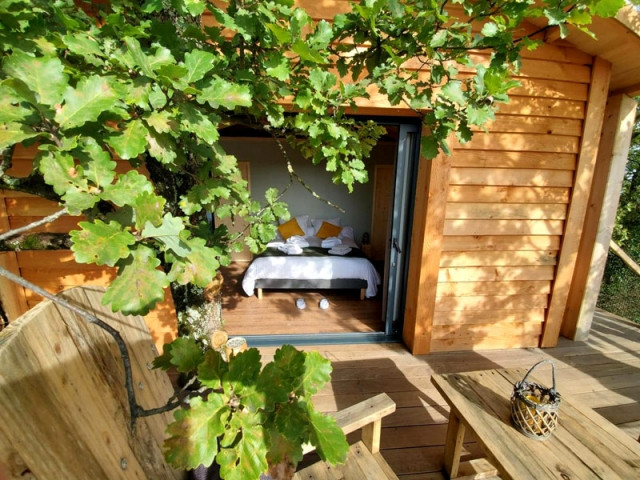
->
[154,344,348,478]
[70,220,135,266]
[102,244,170,315]
[598,255,640,324]
[0,0,624,317]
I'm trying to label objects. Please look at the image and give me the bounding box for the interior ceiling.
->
[534,5,640,96]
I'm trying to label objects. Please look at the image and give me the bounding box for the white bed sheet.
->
[242,236,381,298]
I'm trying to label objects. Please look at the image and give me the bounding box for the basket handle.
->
[520,359,557,393]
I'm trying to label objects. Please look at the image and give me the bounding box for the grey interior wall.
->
[220,137,396,244]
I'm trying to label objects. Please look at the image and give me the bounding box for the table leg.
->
[443,410,465,479]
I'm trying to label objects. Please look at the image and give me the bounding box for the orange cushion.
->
[277,218,305,240]
[315,221,342,239]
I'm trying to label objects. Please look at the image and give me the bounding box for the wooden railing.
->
[610,240,640,277]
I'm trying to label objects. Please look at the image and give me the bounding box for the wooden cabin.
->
[1,3,639,355]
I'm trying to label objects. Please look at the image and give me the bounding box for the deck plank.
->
[254,310,640,479]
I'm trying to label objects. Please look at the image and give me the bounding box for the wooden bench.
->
[0,286,183,480]
[294,393,398,480]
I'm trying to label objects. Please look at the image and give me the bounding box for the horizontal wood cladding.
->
[445,203,567,220]
[433,308,546,325]
[436,280,551,297]
[438,265,555,282]
[449,168,574,187]
[431,320,543,339]
[2,191,80,241]
[510,78,588,101]
[473,115,583,136]
[453,133,580,154]
[450,151,576,170]
[516,58,591,83]
[17,251,117,302]
[9,250,175,351]
[430,333,540,352]
[5,197,61,216]
[17,250,88,269]
[435,294,549,312]
[496,97,585,118]
[439,250,557,267]
[447,186,570,204]
[9,215,83,233]
[443,219,564,236]
[441,235,561,251]
[406,53,592,85]
[22,272,117,302]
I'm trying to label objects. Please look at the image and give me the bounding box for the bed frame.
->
[254,278,368,300]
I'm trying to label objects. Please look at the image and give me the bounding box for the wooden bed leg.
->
[360,288,365,300]
[257,288,263,300]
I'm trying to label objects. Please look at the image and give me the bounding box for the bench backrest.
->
[0,286,183,480]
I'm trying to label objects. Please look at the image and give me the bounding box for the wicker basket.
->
[510,360,561,441]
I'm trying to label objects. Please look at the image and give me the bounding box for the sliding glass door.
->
[382,123,420,336]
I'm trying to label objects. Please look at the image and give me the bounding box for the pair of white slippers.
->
[296,298,329,310]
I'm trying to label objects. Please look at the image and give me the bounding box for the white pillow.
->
[338,225,354,240]
[311,217,341,235]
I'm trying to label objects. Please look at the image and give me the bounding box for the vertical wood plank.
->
[0,190,10,231]
[0,252,29,321]
[0,190,30,321]
[403,151,451,354]
[562,94,638,340]
[541,56,612,347]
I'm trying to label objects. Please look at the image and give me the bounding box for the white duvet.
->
[242,236,381,298]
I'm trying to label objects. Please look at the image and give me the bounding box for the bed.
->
[241,216,381,299]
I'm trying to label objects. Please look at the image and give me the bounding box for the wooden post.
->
[561,94,638,340]
[541,56,612,348]
[402,151,451,354]
[610,240,640,276]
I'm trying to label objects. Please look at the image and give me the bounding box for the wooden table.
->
[432,368,640,480]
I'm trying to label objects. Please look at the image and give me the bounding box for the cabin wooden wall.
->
[0,1,618,355]
[404,44,612,353]
[0,145,177,352]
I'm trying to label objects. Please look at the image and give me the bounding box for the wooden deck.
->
[257,310,640,479]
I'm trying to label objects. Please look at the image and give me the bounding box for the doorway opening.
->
[218,120,421,346]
